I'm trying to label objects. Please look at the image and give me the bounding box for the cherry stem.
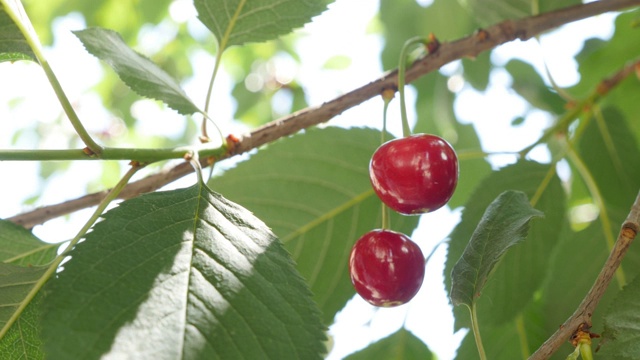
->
[470,302,488,360]
[380,92,394,229]
[398,37,427,138]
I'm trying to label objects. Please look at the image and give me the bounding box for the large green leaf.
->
[576,108,640,218]
[536,215,640,359]
[194,0,330,50]
[599,274,640,359]
[0,220,57,359]
[450,190,543,308]
[445,161,566,328]
[73,27,201,115]
[41,183,326,359]
[210,127,420,324]
[345,329,434,360]
[0,2,35,62]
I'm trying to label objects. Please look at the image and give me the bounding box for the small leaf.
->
[599,275,640,359]
[345,329,434,359]
[450,190,543,308]
[73,27,201,115]
[194,0,331,49]
[0,0,36,62]
[42,183,326,359]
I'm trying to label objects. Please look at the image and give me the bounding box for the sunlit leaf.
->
[0,0,36,62]
[345,329,434,359]
[194,0,331,50]
[42,183,326,359]
[450,190,543,308]
[74,27,201,115]
[211,127,420,324]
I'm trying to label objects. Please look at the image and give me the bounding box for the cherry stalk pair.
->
[349,35,459,307]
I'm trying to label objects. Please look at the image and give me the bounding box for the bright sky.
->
[0,0,618,359]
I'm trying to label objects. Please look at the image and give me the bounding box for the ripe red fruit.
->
[369,134,458,215]
[349,229,425,307]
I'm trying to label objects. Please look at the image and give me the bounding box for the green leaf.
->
[194,0,330,50]
[210,127,420,324]
[461,51,492,91]
[505,59,566,114]
[0,1,36,62]
[0,220,58,266]
[0,220,56,358]
[444,161,565,328]
[599,275,640,359]
[0,264,47,331]
[345,329,434,360]
[454,301,547,360]
[73,27,201,115]
[0,293,45,360]
[577,108,640,215]
[538,221,621,357]
[41,183,326,359]
[450,190,543,308]
[379,0,478,69]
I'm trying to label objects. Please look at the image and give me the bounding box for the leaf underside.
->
[41,183,326,359]
[450,190,543,308]
[73,27,201,115]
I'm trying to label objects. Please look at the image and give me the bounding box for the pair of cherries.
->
[349,134,458,307]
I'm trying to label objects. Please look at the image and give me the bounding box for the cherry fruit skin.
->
[370,134,458,215]
[349,229,425,307]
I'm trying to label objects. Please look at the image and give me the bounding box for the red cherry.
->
[369,134,458,215]
[349,229,425,307]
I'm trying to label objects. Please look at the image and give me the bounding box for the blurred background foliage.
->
[4,0,640,358]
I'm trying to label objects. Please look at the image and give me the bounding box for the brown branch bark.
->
[8,0,640,229]
[529,190,640,359]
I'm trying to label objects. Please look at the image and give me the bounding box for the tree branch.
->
[529,190,640,359]
[8,0,640,229]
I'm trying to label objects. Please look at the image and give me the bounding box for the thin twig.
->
[8,0,640,229]
[529,190,640,359]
